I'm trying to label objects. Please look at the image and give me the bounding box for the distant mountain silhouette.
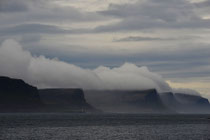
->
[0,76,43,112]
[85,89,210,113]
[39,89,99,112]
[160,92,210,113]
[84,89,172,113]
[0,76,209,113]
[0,76,98,113]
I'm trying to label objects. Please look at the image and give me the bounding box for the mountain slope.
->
[39,88,99,112]
[0,76,43,112]
[85,89,171,113]
[160,92,210,113]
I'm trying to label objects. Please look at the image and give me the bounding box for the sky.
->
[0,0,210,98]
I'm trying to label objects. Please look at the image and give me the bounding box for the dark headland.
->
[0,76,96,113]
[0,76,43,112]
[0,76,210,113]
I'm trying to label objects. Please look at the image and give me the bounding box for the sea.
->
[0,113,210,140]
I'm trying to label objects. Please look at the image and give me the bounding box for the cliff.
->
[160,92,210,113]
[39,88,98,112]
[1,76,209,113]
[0,76,43,112]
[84,89,171,113]
[0,76,98,112]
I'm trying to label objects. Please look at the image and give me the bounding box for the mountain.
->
[84,89,172,113]
[1,76,209,113]
[39,88,99,112]
[0,76,98,113]
[174,93,210,113]
[0,76,43,112]
[160,92,210,113]
[160,92,180,110]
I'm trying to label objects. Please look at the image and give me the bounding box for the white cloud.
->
[172,88,201,96]
[52,0,138,11]
[0,39,171,92]
[0,39,31,78]
[0,0,209,99]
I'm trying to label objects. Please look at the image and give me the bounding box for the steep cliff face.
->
[0,76,43,111]
[1,76,209,113]
[174,93,209,105]
[174,93,210,113]
[0,76,97,112]
[160,92,210,113]
[39,89,98,112]
[120,89,165,110]
[160,92,180,109]
[84,89,170,113]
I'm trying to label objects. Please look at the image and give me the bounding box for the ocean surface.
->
[0,113,210,140]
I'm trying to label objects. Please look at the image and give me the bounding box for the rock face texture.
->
[39,89,98,112]
[0,76,97,112]
[160,92,210,113]
[1,76,209,113]
[0,76,43,112]
[84,89,171,113]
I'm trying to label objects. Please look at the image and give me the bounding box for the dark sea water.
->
[0,113,210,140]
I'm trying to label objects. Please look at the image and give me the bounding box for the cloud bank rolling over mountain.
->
[0,0,210,99]
[0,39,172,93]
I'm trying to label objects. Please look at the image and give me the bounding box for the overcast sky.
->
[0,0,210,98]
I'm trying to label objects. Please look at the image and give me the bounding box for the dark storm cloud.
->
[194,0,210,8]
[0,23,90,35]
[0,0,209,92]
[95,0,210,32]
[100,0,194,20]
[94,18,210,32]
[0,0,100,37]
[0,0,28,12]
[113,36,197,42]
[0,0,105,27]
[20,34,42,44]
[0,24,68,34]
[113,36,167,42]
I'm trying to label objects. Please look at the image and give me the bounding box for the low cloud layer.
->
[113,35,198,42]
[0,0,210,88]
[172,88,201,96]
[0,39,172,93]
[97,0,210,32]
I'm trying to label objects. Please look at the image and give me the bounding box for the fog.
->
[1,39,209,113]
[0,39,174,93]
[0,39,204,97]
[0,39,202,96]
[172,88,201,96]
